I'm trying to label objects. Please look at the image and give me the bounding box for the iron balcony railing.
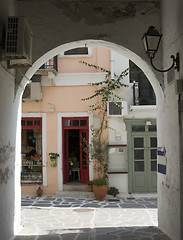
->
[40,56,58,72]
[133,81,139,105]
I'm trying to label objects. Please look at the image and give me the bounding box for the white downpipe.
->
[111,51,115,79]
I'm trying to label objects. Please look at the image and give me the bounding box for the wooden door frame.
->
[62,117,89,184]
[57,112,93,191]
[125,119,157,193]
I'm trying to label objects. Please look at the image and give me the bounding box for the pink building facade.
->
[21,46,157,197]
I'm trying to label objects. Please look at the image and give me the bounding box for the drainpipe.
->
[110,50,115,79]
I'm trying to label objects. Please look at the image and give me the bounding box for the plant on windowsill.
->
[80,61,128,200]
[49,152,60,167]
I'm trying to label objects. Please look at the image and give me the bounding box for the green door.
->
[132,133,157,192]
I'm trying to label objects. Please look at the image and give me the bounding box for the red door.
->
[62,117,89,184]
[63,130,69,184]
[80,130,89,183]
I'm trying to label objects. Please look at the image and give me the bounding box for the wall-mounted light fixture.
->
[142,26,180,72]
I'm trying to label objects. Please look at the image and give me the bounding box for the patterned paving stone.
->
[14,196,171,240]
[32,203,52,207]
[119,204,146,208]
[38,235,61,240]
[14,237,36,240]
[43,197,56,201]
[144,205,157,208]
[103,205,120,208]
[21,203,33,206]
[52,201,62,204]
[21,195,158,209]
[81,204,101,208]
[53,204,72,207]
[37,201,51,203]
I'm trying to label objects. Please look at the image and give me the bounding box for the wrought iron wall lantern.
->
[142,26,180,72]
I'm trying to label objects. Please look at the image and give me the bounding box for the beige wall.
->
[21,47,110,195]
[58,47,110,73]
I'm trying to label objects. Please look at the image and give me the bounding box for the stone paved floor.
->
[13,195,171,240]
[21,195,158,209]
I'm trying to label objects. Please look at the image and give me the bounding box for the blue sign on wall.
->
[158,164,166,175]
[157,147,166,156]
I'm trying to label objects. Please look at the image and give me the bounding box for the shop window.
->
[21,118,42,184]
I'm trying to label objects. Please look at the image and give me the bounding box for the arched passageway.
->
[1,0,182,239]
[14,39,164,236]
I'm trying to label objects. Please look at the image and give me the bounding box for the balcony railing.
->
[133,81,139,105]
[133,81,156,105]
[40,56,58,72]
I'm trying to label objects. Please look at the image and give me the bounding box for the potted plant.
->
[92,178,109,200]
[87,180,93,192]
[108,186,119,198]
[81,61,128,200]
[49,152,59,167]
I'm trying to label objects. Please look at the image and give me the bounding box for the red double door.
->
[62,117,89,184]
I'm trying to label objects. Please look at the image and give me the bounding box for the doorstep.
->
[56,190,116,200]
[56,190,95,199]
[63,183,88,191]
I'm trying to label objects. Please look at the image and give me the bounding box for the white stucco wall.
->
[0,61,21,239]
[1,0,183,239]
[157,1,183,239]
[0,1,20,239]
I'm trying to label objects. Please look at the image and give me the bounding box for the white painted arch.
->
[16,39,164,105]
[14,39,164,235]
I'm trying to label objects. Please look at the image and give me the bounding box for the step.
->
[56,190,95,199]
[63,183,88,192]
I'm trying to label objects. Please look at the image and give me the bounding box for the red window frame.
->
[21,117,42,130]
[63,117,89,130]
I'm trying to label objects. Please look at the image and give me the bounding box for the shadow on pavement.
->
[13,226,171,240]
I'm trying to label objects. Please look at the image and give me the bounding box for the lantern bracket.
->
[150,53,180,73]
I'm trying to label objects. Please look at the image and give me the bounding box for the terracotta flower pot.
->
[88,184,93,192]
[36,186,43,197]
[93,185,108,201]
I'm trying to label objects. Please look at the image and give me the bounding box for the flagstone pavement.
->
[13,195,171,240]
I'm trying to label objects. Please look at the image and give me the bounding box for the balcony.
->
[133,81,156,106]
[35,56,58,76]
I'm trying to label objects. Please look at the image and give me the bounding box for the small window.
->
[80,120,87,126]
[34,120,41,126]
[134,149,144,159]
[21,120,25,126]
[151,149,157,159]
[64,47,88,55]
[132,125,145,132]
[134,138,144,148]
[148,125,157,132]
[151,161,157,171]
[150,137,157,148]
[73,120,79,126]
[27,120,33,126]
[65,120,71,127]
[134,161,144,171]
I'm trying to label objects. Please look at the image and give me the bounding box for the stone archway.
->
[14,39,164,235]
[16,40,163,102]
